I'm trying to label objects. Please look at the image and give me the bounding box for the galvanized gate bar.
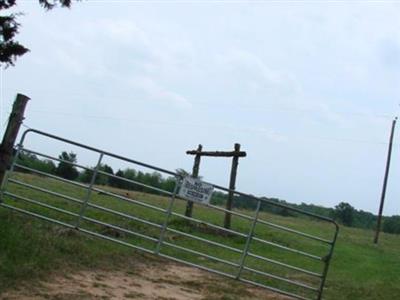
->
[169,211,248,237]
[237,199,261,278]
[11,163,170,215]
[205,203,254,220]
[18,129,177,176]
[18,148,92,171]
[166,226,243,253]
[4,191,79,218]
[239,278,311,300]
[4,192,158,246]
[211,181,339,225]
[14,129,339,226]
[8,179,85,204]
[252,236,324,261]
[317,228,339,299]
[76,153,103,227]
[14,163,91,189]
[242,265,319,291]
[257,218,333,244]
[163,241,240,267]
[90,187,168,213]
[0,128,339,300]
[247,252,322,278]
[19,146,175,196]
[0,143,22,193]
[97,170,175,196]
[83,216,159,242]
[166,227,243,253]
[155,182,180,254]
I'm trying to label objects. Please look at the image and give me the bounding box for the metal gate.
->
[0,129,338,300]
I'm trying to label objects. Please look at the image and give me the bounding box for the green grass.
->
[0,172,399,300]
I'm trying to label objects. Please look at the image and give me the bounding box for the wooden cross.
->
[185,143,246,229]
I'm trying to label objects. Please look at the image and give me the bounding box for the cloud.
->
[96,19,149,45]
[129,76,191,109]
[378,39,400,71]
[53,49,85,76]
[215,49,302,105]
[253,128,289,143]
[31,16,195,108]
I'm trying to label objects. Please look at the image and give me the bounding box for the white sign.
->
[178,176,214,205]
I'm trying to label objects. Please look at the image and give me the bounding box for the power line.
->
[28,109,397,146]
[25,98,395,120]
[2,86,393,120]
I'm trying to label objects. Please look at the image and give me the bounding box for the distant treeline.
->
[16,151,400,235]
[16,151,177,194]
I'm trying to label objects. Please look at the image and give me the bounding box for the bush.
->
[17,153,56,175]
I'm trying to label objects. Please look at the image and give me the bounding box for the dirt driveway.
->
[1,262,290,300]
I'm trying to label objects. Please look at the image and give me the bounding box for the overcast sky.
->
[1,0,400,215]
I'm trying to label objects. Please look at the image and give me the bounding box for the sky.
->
[1,0,400,215]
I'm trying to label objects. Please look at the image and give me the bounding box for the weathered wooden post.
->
[186,143,246,229]
[224,143,240,229]
[184,144,202,218]
[0,94,30,185]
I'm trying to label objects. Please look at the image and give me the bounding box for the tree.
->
[55,151,79,180]
[109,169,125,189]
[79,163,114,185]
[0,0,78,67]
[95,164,113,185]
[383,216,400,234]
[161,177,176,193]
[334,202,355,226]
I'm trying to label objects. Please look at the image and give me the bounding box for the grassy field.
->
[0,172,399,300]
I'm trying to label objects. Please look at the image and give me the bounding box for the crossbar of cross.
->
[185,143,246,229]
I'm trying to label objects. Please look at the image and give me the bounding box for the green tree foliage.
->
[110,168,137,190]
[352,210,377,229]
[0,0,78,66]
[161,177,176,193]
[334,202,355,226]
[16,152,56,174]
[209,193,295,217]
[108,169,124,188]
[97,164,114,185]
[297,203,335,219]
[108,168,176,194]
[79,164,114,185]
[383,216,400,234]
[55,151,79,180]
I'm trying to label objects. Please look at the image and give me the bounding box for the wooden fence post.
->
[224,143,240,229]
[186,143,246,228]
[0,94,30,185]
[184,144,202,218]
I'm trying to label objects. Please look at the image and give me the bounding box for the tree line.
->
[16,151,177,194]
[16,151,400,235]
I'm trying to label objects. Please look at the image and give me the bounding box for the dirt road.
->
[1,262,289,300]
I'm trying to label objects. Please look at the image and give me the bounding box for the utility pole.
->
[374,117,397,244]
[0,94,30,186]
